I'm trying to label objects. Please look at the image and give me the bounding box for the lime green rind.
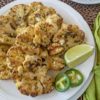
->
[66,49,94,68]
[65,45,94,61]
[64,44,94,68]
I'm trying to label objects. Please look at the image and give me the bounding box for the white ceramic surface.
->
[72,0,100,4]
[69,73,93,100]
[0,0,95,100]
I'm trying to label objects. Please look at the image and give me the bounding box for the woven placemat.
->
[62,0,100,30]
[0,0,100,100]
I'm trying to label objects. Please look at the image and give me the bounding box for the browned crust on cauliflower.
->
[8,4,31,27]
[7,45,54,96]
[0,45,12,79]
[0,2,85,97]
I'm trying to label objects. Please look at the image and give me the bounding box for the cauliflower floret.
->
[0,45,12,79]
[65,25,85,48]
[28,4,56,26]
[49,56,65,71]
[0,15,16,37]
[46,14,63,29]
[15,74,53,97]
[27,10,45,26]
[7,45,53,96]
[8,4,31,27]
[0,30,15,45]
[30,2,43,12]
[53,24,85,51]
[15,26,35,48]
[33,21,58,46]
[48,43,64,56]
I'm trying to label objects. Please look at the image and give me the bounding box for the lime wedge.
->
[64,44,94,68]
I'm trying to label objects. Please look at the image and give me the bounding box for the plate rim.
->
[68,72,94,100]
[71,0,100,4]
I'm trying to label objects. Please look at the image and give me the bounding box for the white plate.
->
[72,0,100,4]
[0,0,95,100]
[69,72,93,100]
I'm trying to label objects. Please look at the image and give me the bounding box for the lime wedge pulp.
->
[64,44,94,68]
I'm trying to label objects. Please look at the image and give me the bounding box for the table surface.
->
[0,0,100,100]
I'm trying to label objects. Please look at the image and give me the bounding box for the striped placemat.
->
[0,0,100,100]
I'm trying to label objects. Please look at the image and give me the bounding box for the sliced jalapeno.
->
[54,73,70,92]
[65,69,84,87]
